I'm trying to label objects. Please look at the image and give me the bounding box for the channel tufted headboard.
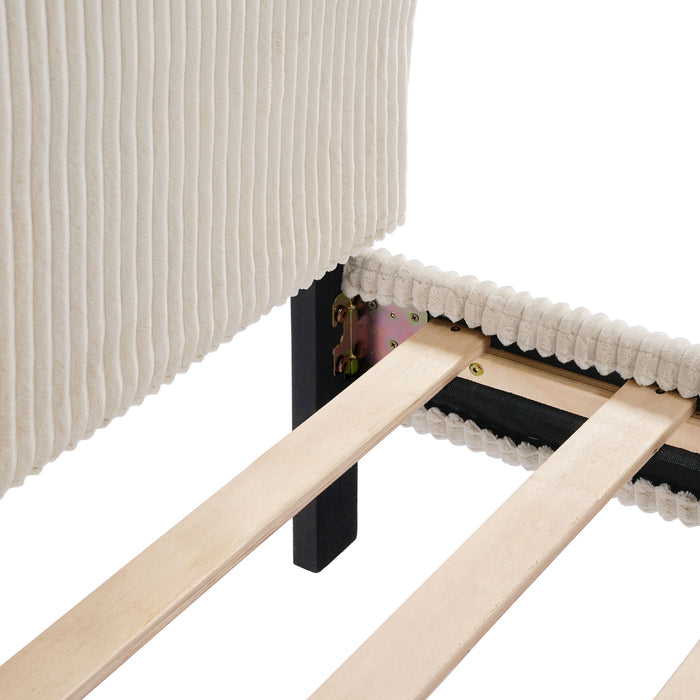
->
[0,0,416,496]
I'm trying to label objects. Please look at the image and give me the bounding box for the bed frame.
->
[1,263,699,699]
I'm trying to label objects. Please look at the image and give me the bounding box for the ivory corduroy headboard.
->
[0,0,416,496]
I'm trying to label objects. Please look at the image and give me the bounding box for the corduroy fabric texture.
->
[0,0,416,495]
[343,248,700,399]
[406,406,700,527]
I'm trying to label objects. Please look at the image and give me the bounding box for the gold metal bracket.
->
[331,295,428,376]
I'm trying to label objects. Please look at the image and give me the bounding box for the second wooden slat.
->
[655,640,700,700]
[312,381,695,700]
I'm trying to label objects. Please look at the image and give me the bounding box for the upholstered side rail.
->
[343,249,700,397]
[0,0,417,496]
[342,248,700,524]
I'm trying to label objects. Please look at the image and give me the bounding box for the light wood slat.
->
[459,347,700,453]
[0,320,489,700]
[312,381,695,700]
[656,641,700,699]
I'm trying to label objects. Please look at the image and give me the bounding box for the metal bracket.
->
[332,294,428,376]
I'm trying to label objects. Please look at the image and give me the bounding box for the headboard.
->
[0,0,417,495]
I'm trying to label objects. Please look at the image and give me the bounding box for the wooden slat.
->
[0,320,489,700]
[656,641,700,700]
[459,347,700,453]
[312,381,695,700]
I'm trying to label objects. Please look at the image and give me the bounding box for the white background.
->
[2,2,700,698]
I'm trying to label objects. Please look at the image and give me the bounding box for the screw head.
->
[469,362,484,377]
[367,300,378,311]
[390,312,397,320]
[409,313,420,323]
[450,325,462,332]
[388,339,399,350]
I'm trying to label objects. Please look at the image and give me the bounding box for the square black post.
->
[291,264,358,572]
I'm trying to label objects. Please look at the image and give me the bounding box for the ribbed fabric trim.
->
[406,406,700,527]
[617,478,700,526]
[0,1,417,496]
[343,248,700,399]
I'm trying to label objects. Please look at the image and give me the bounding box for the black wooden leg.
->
[291,264,358,572]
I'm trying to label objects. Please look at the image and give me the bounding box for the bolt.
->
[346,355,360,375]
[450,325,461,332]
[388,339,399,350]
[335,305,348,324]
[469,362,484,377]
[409,313,420,323]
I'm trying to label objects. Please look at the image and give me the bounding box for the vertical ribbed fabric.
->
[0,0,417,495]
